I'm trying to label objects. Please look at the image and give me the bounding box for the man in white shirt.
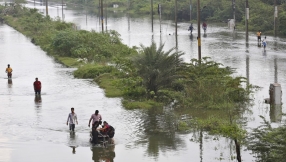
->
[88,110,102,127]
[67,107,78,132]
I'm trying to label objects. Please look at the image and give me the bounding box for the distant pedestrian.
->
[67,107,78,132]
[262,36,267,49]
[188,23,194,34]
[202,22,207,32]
[33,78,41,95]
[5,64,12,78]
[257,30,262,42]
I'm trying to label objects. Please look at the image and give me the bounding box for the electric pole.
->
[245,0,249,42]
[62,0,64,21]
[197,0,201,61]
[175,0,178,48]
[100,0,104,32]
[232,0,235,28]
[151,0,153,32]
[274,0,278,37]
[190,0,192,21]
[45,0,48,16]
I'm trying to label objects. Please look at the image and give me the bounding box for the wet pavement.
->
[1,2,286,162]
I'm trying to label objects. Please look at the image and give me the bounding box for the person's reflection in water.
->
[203,33,207,38]
[257,42,261,47]
[7,78,12,88]
[69,146,77,154]
[92,145,115,162]
[189,34,193,41]
[34,95,42,103]
[262,49,267,56]
[72,146,76,154]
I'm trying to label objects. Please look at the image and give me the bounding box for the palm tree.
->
[133,42,184,97]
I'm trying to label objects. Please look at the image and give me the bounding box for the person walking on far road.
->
[67,107,78,132]
[262,36,267,50]
[257,30,262,42]
[188,23,194,34]
[88,110,102,128]
[5,64,13,78]
[33,78,41,95]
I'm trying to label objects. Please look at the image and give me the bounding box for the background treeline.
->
[62,0,286,35]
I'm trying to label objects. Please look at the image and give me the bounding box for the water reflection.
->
[203,33,207,38]
[7,78,12,88]
[134,107,185,158]
[70,146,77,154]
[34,95,42,104]
[189,34,193,41]
[270,104,282,123]
[257,42,261,48]
[91,145,115,162]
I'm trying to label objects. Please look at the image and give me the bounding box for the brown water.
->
[1,2,286,162]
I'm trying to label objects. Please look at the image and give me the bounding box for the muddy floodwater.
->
[1,2,286,162]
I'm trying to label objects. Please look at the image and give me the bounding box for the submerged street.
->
[1,3,286,162]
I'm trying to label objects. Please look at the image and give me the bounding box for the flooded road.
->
[1,2,286,162]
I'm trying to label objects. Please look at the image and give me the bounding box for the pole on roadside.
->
[245,0,249,42]
[274,0,278,37]
[232,0,235,28]
[197,0,201,61]
[105,0,107,31]
[158,4,162,33]
[100,0,104,32]
[62,0,64,21]
[159,5,162,45]
[151,0,153,32]
[175,0,178,48]
[45,0,48,16]
[190,0,192,21]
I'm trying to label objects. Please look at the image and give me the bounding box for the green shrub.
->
[74,64,115,79]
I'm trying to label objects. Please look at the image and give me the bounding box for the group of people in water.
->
[5,64,114,145]
[5,64,42,95]
[257,30,267,49]
[66,108,115,145]
[188,22,207,34]
[187,23,267,50]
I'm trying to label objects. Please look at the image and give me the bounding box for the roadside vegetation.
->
[0,5,270,161]
[247,116,286,162]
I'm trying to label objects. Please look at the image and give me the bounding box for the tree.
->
[133,42,184,98]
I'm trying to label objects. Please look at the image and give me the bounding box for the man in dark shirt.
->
[33,77,42,95]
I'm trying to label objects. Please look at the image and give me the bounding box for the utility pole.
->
[62,0,64,21]
[158,4,162,33]
[45,0,48,16]
[245,0,249,42]
[175,0,178,48]
[197,0,201,61]
[151,0,153,32]
[105,0,107,31]
[274,0,278,37]
[100,0,104,32]
[190,0,192,21]
[232,0,235,28]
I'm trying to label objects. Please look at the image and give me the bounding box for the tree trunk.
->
[234,139,241,162]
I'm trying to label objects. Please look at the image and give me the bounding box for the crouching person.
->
[99,121,115,144]
[91,121,100,144]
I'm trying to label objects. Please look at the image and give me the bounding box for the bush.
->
[74,64,115,79]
